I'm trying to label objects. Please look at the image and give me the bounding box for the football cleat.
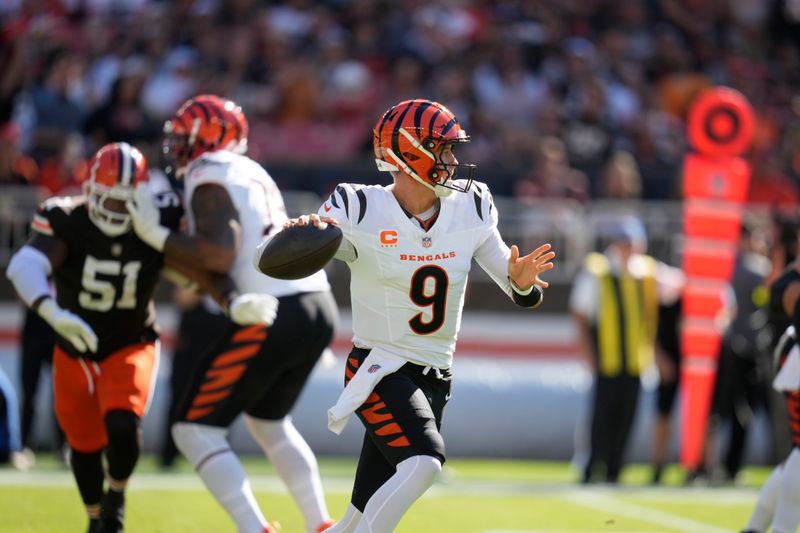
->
[316,519,336,532]
[86,518,103,533]
[100,489,125,533]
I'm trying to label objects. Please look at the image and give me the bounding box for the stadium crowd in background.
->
[0,0,799,202]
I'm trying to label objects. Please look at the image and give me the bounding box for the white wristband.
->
[510,279,534,295]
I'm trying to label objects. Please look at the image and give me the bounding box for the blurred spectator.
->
[599,150,642,200]
[141,47,198,121]
[704,222,773,483]
[513,136,589,202]
[571,216,683,483]
[30,132,86,195]
[561,77,617,195]
[748,152,800,208]
[85,57,158,148]
[0,122,37,186]
[0,363,31,470]
[472,42,549,130]
[650,296,682,484]
[28,49,86,161]
[0,0,794,207]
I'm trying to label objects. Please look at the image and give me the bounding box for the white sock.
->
[773,447,800,533]
[321,503,362,533]
[245,415,330,533]
[743,463,782,531]
[355,455,441,533]
[172,422,266,533]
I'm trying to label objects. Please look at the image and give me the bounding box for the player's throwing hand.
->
[285,213,338,229]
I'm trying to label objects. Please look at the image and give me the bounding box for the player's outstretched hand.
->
[284,213,338,229]
[126,184,170,251]
[507,243,555,291]
[229,293,279,326]
[38,298,98,353]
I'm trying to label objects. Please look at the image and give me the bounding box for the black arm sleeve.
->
[511,284,544,308]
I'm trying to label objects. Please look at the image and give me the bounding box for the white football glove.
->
[38,298,98,353]
[126,184,170,251]
[229,293,279,326]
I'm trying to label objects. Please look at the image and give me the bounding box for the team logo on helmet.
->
[84,142,149,236]
[373,99,475,197]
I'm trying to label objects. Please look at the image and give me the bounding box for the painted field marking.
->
[566,491,732,533]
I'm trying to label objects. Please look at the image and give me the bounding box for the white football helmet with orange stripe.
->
[83,142,149,236]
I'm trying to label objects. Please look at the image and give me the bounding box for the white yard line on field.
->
[0,469,758,505]
[483,530,666,533]
[565,492,733,533]
[0,471,753,532]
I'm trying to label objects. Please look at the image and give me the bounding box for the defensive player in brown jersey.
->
[5,142,277,533]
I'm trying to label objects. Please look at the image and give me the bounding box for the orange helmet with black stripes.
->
[83,142,149,236]
[162,94,248,175]
[373,99,475,196]
[230,103,249,154]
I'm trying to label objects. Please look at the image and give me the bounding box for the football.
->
[255,222,343,280]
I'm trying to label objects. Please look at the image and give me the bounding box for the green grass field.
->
[0,455,766,532]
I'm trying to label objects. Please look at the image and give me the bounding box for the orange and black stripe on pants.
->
[185,325,267,422]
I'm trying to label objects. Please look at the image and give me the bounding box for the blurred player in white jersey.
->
[741,259,800,533]
[126,95,337,533]
[288,99,556,532]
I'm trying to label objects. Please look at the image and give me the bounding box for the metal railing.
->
[0,186,768,284]
[0,186,50,268]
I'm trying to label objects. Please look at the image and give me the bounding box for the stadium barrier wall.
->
[0,304,774,464]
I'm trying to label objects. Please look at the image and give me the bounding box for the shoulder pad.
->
[328,183,368,224]
[639,254,657,275]
[470,181,494,222]
[39,195,81,214]
[187,155,230,185]
[32,196,82,236]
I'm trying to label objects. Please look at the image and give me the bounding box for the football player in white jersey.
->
[741,263,800,533]
[288,99,556,533]
[126,95,337,533]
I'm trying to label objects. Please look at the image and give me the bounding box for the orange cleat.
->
[316,520,336,532]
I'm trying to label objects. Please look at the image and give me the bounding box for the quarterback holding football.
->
[284,98,555,533]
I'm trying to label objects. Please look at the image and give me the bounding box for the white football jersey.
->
[185,150,329,297]
[319,180,519,368]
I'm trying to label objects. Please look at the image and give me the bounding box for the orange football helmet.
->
[162,94,248,174]
[373,99,475,196]
[230,103,249,154]
[84,142,149,236]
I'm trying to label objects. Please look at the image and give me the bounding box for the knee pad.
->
[397,455,442,486]
[171,422,229,469]
[104,410,139,443]
[104,410,140,481]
